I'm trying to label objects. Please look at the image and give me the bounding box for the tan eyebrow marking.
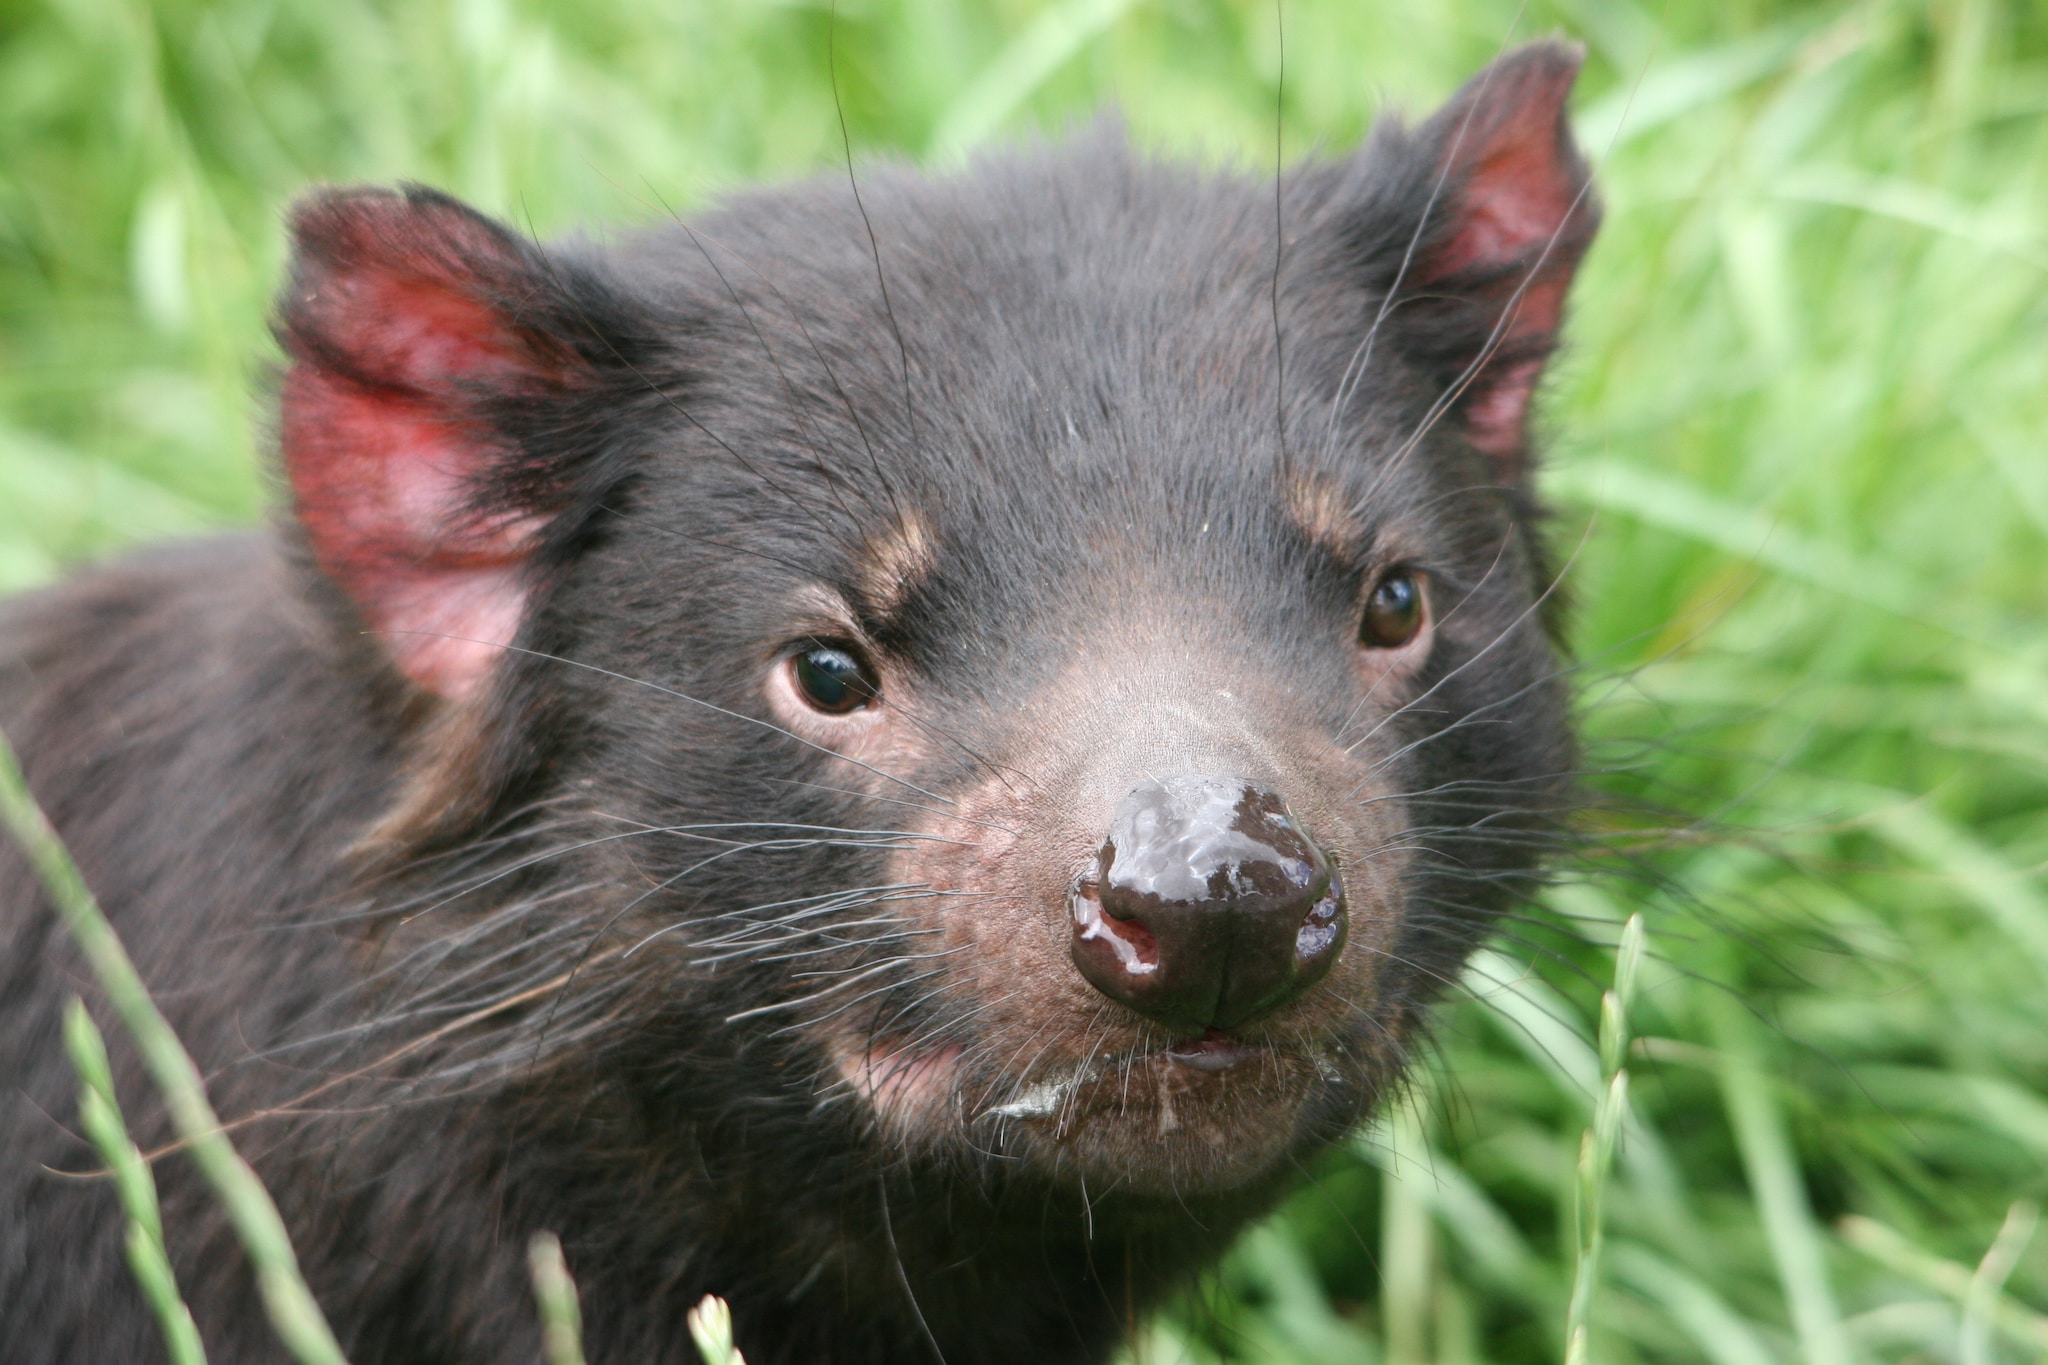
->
[857,510,937,618]
[1286,473,1368,564]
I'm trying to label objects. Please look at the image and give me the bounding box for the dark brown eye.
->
[791,644,879,714]
[1360,571,1424,649]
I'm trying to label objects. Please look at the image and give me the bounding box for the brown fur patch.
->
[358,694,501,856]
[856,511,937,619]
[1287,472,1369,565]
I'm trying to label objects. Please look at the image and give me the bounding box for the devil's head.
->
[277,42,1597,1201]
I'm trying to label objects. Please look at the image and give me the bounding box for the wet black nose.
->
[1069,775,1347,1033]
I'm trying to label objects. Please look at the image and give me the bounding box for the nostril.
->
[1071,878,1159,975]
[1067,774,1350,1032]
[1298,872,1345,962]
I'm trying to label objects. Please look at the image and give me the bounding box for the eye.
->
[1359,570,1424,649]
[790,644,879,715]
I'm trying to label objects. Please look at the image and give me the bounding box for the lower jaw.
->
[839,1032,1373,1193]
[975,1043,1364,1193]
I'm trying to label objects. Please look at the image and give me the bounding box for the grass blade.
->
[926,0,1140,161]
[527,1232,589,1365]
[1561,914,1646,1364]
[1961,1202,2037,1365]
[687,1293,748,1365]
[64,997,209,1365]
[1711,1000,1852,1365]
[1839,1213,2048,1357]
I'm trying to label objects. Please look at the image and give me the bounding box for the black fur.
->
[1,47,1595,1365]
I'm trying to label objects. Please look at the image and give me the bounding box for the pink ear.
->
[1414,41,1598,467]
[277,187,574,699]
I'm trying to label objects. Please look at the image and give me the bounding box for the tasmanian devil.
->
[0,39,1600,1365]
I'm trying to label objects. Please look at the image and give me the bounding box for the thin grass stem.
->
[64,997,209,1365]
[1562,912,1645,1363]
[527,1232,589,1365]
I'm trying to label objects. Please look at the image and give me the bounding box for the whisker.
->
[827,9,920,503]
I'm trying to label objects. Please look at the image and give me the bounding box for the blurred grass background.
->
[3,0,2047,1360]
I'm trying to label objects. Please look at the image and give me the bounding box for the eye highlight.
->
[1359,570,1425,649]
[790,644,879,714]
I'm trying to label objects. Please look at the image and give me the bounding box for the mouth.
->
[841,1029,1281,1118]
[975,1029,1344,1122]
[978,1035,1256,1123]
[1163,1029,1256,1073]
[837,1021,1369,1193]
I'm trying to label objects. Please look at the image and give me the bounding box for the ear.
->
[276,185,625,700]
[1366,41,1600,477]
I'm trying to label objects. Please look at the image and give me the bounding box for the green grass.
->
[4,0,2047,1360]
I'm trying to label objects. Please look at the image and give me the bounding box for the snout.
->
[1068,774,1347,1034]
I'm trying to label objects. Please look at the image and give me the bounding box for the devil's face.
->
[279,45,1594,1199]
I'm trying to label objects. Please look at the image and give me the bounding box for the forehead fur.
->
[579,120,1545,656]
[615,130,1308,466]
